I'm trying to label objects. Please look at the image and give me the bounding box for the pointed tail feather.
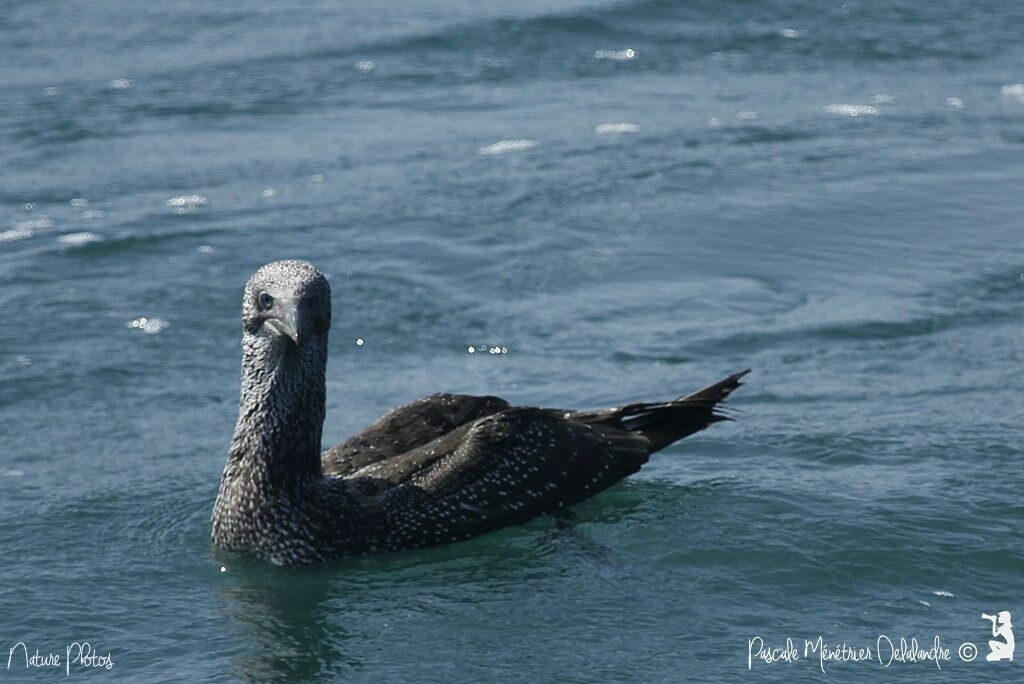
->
[578,369,750,453]
[679,368,751,404]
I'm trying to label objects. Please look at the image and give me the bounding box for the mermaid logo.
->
[982,611,1014,662]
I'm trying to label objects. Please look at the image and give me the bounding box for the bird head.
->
[242,260,331,347]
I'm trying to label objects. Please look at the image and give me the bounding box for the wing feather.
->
[370,409,651,547]
[322,393,508,476]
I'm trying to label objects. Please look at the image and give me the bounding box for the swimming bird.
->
[212,260,749,565]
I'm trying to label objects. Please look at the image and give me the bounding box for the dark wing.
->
[368,408,652,548]
[331,370,748,550]
[321,393,509,477]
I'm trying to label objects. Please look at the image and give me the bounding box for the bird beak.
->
[266,299,305,346]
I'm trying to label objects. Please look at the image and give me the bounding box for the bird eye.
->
[258,292,274,310]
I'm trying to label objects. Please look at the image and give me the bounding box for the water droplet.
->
[128,316,170,335]
[468,346,476,353]
[356,338,364,346]
[166,194,208,209]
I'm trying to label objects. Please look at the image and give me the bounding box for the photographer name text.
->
[748,635,956,672]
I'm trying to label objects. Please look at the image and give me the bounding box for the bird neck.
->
[227,334,328,488]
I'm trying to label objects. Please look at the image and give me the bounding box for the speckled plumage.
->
[212,260,749,565]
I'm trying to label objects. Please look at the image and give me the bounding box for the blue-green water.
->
[1,0,1022,681]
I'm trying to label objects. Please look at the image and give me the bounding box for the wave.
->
[689,268,1022,354]
[9,0,1018,134]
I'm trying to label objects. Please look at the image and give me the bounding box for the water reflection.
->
[217,561,359,681]
[211,478,732,679]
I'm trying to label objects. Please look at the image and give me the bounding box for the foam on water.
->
[1001,83,1024,102]
[593,48,636,61]
[15,217,56,231]
[823,103,879,116]
[57,231,101,246]
[0,226,33,242]
[479,139,538,155]
[595,122,640,134]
